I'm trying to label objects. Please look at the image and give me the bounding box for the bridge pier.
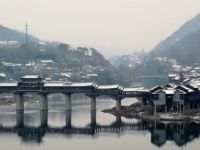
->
[90,95,96,111]
[66,110,71,127]
[16,110,24,127]
[15,93,24,111]
[65,93,72,111]
[40,110,48,127]
[116,115,121,124]
[40,93,48,111]
[91,110,96,126]
[116,98,121,111]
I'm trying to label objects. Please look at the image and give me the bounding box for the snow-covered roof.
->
[153,89,175,95]
[97,85,123,90]
[189,80,200,88]
[123,87,145,92]
[186,83,198,89]
[163,89,175,95]
[150,86,163,92]
[168,74,177,77]
[70,82,95,87]
[41,60,54,63]
[174,89,187,94]
[163,84,176,88]
[44,81,72,87]
[183,78,191,83]
[0,82,17,87]
[177,85,194,92]
[44,82,65,87]
[44,81,98,87]
[22,75,40,79]
[0,73,6,77]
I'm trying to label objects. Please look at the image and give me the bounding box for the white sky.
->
[1,0,200,57]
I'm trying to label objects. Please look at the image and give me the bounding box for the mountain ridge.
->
[151,13,200,65]
[0,25,40,43]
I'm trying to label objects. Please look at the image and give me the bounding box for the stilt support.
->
[65,93,72,111]
[90,95,96,111]
[116,98,121,111]
[40,93,48,111]
[16,93,24,111]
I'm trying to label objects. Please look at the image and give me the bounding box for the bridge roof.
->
[70,82,96,87]
[97,85,123,90]
[22,75,40,79]
[123,87,148,92]
[44,82,67,87]
[44,82,96,87]
[0,82,18,87]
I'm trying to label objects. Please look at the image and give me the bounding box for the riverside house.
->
[151,83,200,115]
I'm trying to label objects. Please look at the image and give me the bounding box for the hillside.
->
[151,13,200,65]
[109,53,142,69]
[0,25,39,43]
[0,26,116,84]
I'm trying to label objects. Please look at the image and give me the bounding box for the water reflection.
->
[1,98,200,149]
[40,110,48,127]
[66,110,71,128]
[3,110,200,147]
[150,121,200,147]
[16,110,24,127]
[4,111,200,147]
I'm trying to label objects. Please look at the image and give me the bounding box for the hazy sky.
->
[1,0,200,57]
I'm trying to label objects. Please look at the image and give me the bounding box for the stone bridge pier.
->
[15,93,24,111]
[115,97,122,112]
[86,95,97,111]
[90,110,96,126]
[39,93,48,111]
[65,93,72,111]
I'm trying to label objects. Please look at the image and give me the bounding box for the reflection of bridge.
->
[1,110,200,148]
[0,75,151,111]
[0,110,149,143]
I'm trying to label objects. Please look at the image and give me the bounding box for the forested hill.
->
[151,13,200,65]
[0,25,116,84]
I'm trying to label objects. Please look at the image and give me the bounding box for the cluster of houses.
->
[0,41,20,48]
[151,80,200,115]
[0,59,100,82]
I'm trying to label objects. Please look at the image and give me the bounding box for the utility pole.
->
[25,22,28,45]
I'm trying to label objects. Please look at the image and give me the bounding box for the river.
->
[0,96,199,150]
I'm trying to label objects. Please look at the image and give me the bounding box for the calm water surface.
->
[0,96,200,150]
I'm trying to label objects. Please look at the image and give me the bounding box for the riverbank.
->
[102,102,200,122]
